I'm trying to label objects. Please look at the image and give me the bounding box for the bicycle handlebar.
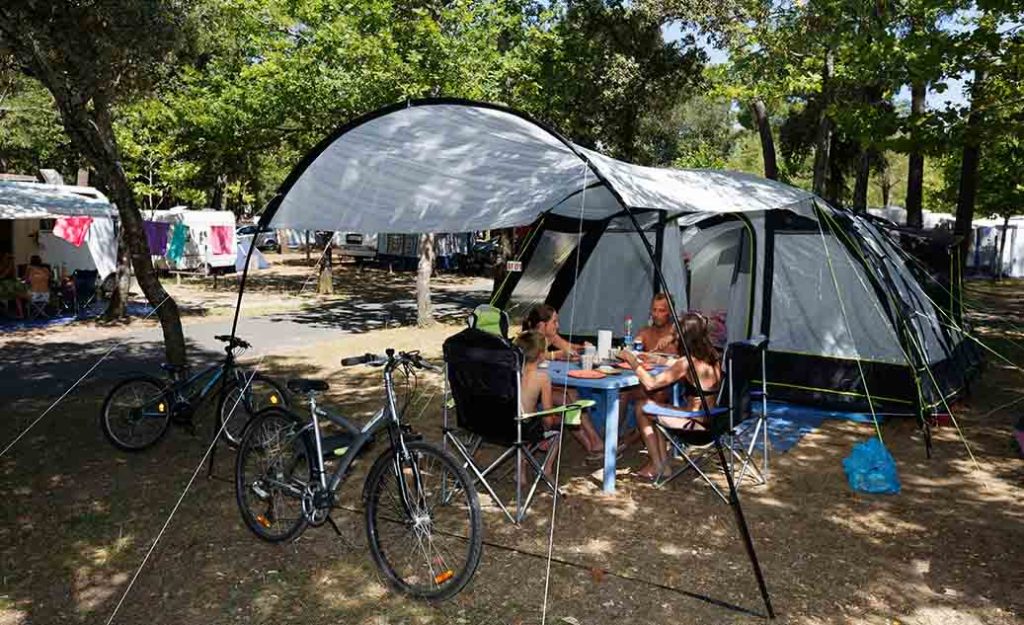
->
[214,335,251,349]
[340,350,438,371]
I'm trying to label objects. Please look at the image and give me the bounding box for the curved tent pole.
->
[238,98,774,616]
[571,158,774,619]
[229,196,280,343]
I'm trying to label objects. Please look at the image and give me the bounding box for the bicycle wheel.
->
[100,375,171,451]
[363,440,482,601]
[235,408,312,543]
[217,373,288,447]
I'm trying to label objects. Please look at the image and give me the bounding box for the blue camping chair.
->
[645,336,770,500]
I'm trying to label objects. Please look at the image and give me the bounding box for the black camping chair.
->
[71,269,100,316]
[442,313,592,524]
[646,336,770,499]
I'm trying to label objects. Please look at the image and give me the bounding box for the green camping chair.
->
[442,318,594,524]
[467,303,509,338]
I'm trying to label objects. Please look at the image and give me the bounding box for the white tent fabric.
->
[267,102,819,233]
[0,181,116,219]
[557,226,686,335]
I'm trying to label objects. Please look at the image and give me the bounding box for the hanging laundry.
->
[166,223,189,264]
[209,225,234,255]
[53,216,93,247]
[142,221,170,254]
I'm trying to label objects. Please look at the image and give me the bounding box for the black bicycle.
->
[234,349,482,601]
[100,335,288,451]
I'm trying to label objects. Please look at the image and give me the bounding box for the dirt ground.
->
[1,259,1021,625]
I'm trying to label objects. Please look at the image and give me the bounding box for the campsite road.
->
[1,283,488,401]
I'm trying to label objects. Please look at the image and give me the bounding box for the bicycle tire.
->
[217,373,289,447]
[235,408,313,543]
[100,375,171,451]
[363,440,483,601]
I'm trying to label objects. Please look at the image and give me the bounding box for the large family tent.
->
[246,98,977,419]
[233,98,987,616]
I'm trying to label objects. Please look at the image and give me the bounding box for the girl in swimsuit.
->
[620,313,722,480]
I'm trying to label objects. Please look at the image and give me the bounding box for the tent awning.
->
[0,181,116,219]
[262,99,817,233]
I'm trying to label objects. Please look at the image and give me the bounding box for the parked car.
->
[237,224,279,252]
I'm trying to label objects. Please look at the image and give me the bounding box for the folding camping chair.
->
[442,307,593,524]
[647,336,770,500]
[26,290,51,320]
[71,269,100,316]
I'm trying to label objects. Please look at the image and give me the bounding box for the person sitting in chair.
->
[618,293,679,450]
[522,304,584,361]
[516,331,603,470]
[25,255,52,310]
[620,312,722,480]
[0,253,28,318]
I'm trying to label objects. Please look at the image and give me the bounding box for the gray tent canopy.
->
[251,98,977,416]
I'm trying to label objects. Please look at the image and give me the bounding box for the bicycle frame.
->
[296,358,425,515]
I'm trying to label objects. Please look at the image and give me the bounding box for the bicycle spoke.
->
[368,445,478,596]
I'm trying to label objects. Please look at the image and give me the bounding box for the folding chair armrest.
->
[520,399,596,425]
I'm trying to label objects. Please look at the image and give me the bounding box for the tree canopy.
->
[0,0,1021,223]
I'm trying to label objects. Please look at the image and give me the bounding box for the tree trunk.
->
[211,174,226,211]
[905,81,927,229]
[491,228,515,297]
[812,50,834,198]
[853,149,871,212]
[749,99,779,180]
[417,233,435,327]
[995,214,1010,280]
[102,226,131,319]
[317,233,333,294]
[825,133,844,207]
[9,38,187,364]
[62,109,186,365]
[879,157,893,208]
[954,68,986,264]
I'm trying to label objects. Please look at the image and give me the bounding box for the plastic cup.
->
[581,353,595,370]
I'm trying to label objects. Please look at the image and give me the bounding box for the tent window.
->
[506,231,579,323]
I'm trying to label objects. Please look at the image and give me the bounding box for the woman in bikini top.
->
[620,313,722,479]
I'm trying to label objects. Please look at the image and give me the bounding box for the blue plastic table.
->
[545,360,654,493]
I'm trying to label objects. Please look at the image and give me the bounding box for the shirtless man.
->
[25,255,51,306]
[619,293,678,448]
[635,293,677,356]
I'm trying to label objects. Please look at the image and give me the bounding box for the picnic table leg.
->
[603,389,620,493]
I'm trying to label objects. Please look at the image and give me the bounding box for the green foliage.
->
[0,67,78,175]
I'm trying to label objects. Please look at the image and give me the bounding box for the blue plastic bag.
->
[842,437,901,494]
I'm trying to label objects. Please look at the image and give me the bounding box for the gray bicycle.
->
[234,349,482,601]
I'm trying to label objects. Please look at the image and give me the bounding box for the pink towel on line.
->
[53,216,93,247]
[210,225,233,255]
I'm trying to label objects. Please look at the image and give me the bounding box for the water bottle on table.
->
[623,315,633,348]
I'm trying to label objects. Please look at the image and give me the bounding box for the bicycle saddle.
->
[287,378,329,394]
[160,363,188,373]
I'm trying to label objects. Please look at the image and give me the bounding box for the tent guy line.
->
[0,294,171,460]
[105,357,266,625]
[541,162,590,625]
[815,207,883,441]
